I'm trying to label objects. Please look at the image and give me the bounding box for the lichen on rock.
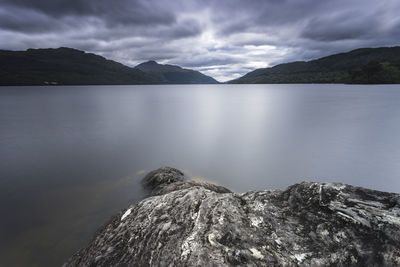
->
[65,167,400,266]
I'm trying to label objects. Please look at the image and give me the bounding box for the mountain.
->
[230,46,400,84]
[136,60,218,84]
[66,167,400,266]
[0,48,218,85]
[0,47,161,85]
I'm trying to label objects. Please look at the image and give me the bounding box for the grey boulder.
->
[65,167,400,266]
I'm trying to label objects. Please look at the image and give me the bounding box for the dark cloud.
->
[1,0,175,25]
[0,9,55,33]
[0,0,399,81]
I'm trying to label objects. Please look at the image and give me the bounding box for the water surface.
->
[1,84,400,266]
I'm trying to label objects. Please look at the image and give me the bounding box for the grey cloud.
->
[174,55,243,68]
[0,0,178,38]
[0,0,400,81]
[0,5,93,34]
[1,0,175,24]
[301,11,379,42]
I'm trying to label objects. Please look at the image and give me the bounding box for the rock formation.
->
[66,167,400,266]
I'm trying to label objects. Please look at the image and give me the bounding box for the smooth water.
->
[1,84,400,266]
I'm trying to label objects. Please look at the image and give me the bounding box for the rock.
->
[65,167,400,266]
[141,166,184,195]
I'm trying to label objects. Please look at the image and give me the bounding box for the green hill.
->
[135,60,218,84]
[229,46,400,84]
[0,48,218,85]
[0,47,162,85]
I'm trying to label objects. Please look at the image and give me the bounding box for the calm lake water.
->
[1,84,400,266]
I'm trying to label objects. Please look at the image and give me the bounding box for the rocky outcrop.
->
[65,167,400,266]
[141,167,185,195]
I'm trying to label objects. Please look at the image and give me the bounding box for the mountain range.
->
[229,46,400,84]
[0,46,400,85]
[0,47,218,85]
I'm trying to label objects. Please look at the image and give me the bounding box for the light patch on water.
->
[182,169,221,186]
[190,176,220,186]
[136,170,147,176]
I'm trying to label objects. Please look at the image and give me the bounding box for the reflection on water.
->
[1,84,400,266]
[1,171,145,266]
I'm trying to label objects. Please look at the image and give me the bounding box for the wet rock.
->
[141,166,184,195]
[65,168,400,266]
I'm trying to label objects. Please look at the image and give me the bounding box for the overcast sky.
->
[1,0,399,81]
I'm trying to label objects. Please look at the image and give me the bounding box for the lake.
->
[1,84,400,266]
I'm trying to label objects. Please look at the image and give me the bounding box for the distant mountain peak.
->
[135,60,218,84]
[141,60,158,65]
[136,60,183,72]
[26,47,85,53]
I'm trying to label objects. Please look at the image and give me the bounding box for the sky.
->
[0,0,400,82]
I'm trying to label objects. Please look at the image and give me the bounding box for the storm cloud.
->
[1,0,399,81]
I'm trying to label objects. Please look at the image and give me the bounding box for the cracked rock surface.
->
[65,167,400,266]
